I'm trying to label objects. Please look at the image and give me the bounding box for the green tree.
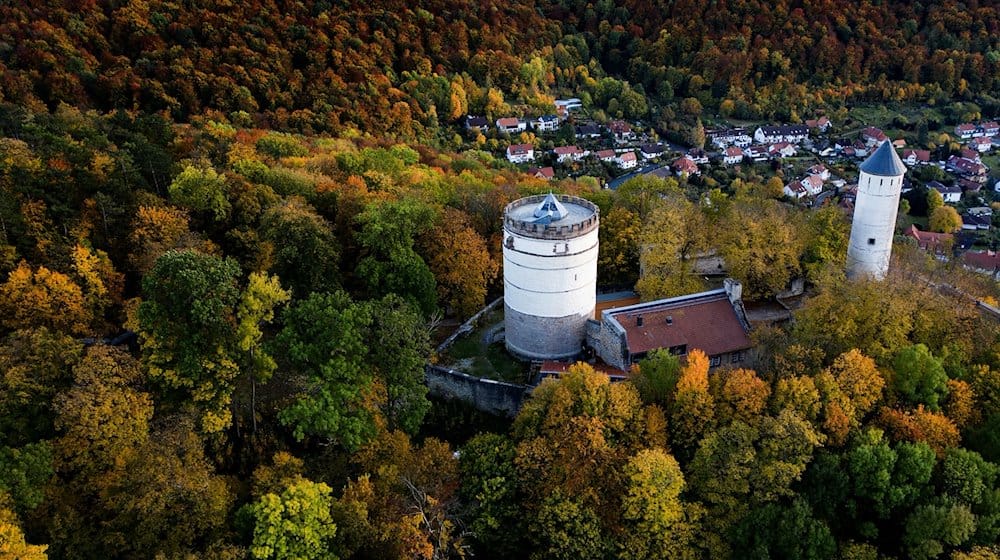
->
[0,442,52,515]
[459,433,524,558]
[259,197,341,298]
[168,164,231,221]
[138,250,241,433]
[249,478,338,560]
[530,492,609,560]
[366,296,431,434]
[904,501,976,560]
[633,350,682,407]
[731,499,836,560]
[893,344,950,411]
[802,204,850,279]
[272,292,375,449]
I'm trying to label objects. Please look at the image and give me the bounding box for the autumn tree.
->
[0,328,82,447]
[670,350,715,458]
[709,367,770,425]
[137,250,242,434]
[717,199,805,299]
[249,478,338,560]
[419,207,498,318]
[930,206,963,233]
[0,494,47,560]
[127,204,214,273]
[0,262,89,335]
[619,448,703,560]
[597,206,642,288]
[635,198,707,300]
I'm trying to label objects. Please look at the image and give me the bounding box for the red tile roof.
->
[725,146,744,156]
[595,149,616,159]
[962,251,1000,271]
[497,117,520,127]
[609,292,751,357]
[905,225,953,251]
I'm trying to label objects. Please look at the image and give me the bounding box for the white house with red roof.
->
[784,180,808,199]
[496,117,527,134]
[805,116,831,132]
[506,143,535,164]
[955,123,977,139]
[807,164,830,181]
[608,120,636,142]
[769,142,797,158]
[981,122,1000,137]
[672,156,700,176]
[902,149,931,165]
[526,166,554,180]
[723,146,744,165]
[802,175,824,196]
[553,145,587,163]
[594,149,617,163]
[616,151,638,169]
[970,136,993,153]
[861,127,888,146]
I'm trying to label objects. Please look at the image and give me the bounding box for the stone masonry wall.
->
[425,365,528,418]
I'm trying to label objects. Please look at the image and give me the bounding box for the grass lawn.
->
[440,309,530,384]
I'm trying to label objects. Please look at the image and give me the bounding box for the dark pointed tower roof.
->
[860,140,907,176]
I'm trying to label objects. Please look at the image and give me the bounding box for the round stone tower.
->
[502,193,599,360]
[847,141,908,280]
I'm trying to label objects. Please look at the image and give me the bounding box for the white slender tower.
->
[847,141,908,280]
[502,193,599,360]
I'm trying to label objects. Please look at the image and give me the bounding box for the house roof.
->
[607,290,752,357]
[595,149,616,159]
[808,164,827,174]
[803,175,824,190]
[905,225,953,246]
[507,143,533,155]
[553,145,583,155]
[608,120,632,133]
[758,125,808,136]
[725,146,744,156]
[962,251,1000,270]
[527,166,555,179]
[673,156,698,173]
[465,115,488,127]
[930,181,962,194]
[497,117,520,127]
[618,152,637,162]
[903,149,931,162]
[861,127,888,141]
[640,143,665,154]
[859,141,907,176]
[956,123,977,132]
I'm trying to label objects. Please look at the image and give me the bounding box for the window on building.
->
[868,238,876,245]
[731,351,744,363]
[710,355,722,367]
[668,345,687,356]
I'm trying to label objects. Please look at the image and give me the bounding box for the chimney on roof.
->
[724,278,742,303]
[636,316,643,327]
[666,316,673,325]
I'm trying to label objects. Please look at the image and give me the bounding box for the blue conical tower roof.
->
[860,140,907,177]
[532,192,568,223]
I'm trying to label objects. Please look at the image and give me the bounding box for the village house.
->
[687,148,709,164]
[527,166,555,180]
[905,225,953,256]
[617,151,638,169]
[962,251,1000,279]
[709,128,752,148]
[723,146,744,165]
[970,136,993,153]
[929,181,962,203]
[902,149,931,166]
[555,98,583,111]
[594,149,617,163]
[575,123,602,139]
[532,115,560,132]
[805,116,832,132]
[784,180,809,199]
[962,213,991,231]
[981,121,1000,137]
[802,175,824,196]
[959,178,983,194]
[744,144,769,161]
[506,143,535,164]
[640,143,665,160]
[807,164,830,181]
[946,156,988,182]
[754,125,809,144]
[960,148,981,162]
[672,156,700,176]
[768,142,796,158]
[608,120,636,142]
[496,117,527,135]
[955,123,977,139]
[464,115,489,131]
[553,145,587,163]
[861,127,888,146]
[586,280,753,370]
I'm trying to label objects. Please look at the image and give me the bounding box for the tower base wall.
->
[504,302,589,361]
